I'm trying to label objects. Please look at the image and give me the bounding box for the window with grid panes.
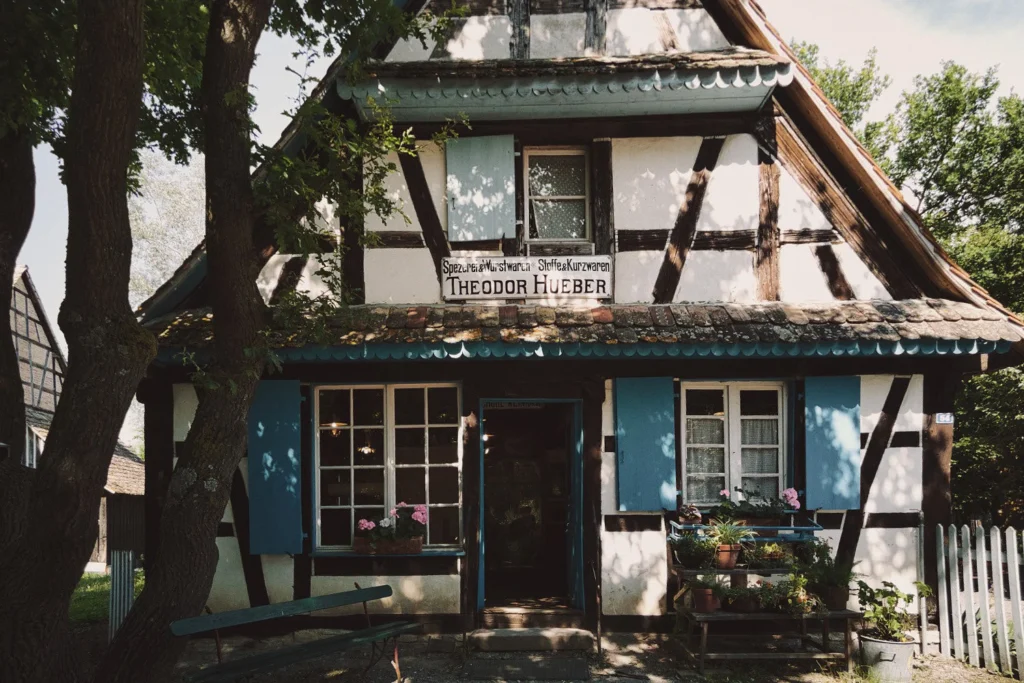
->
[680,383,785,505]
[315,384,461,549]
[525,148,589,241]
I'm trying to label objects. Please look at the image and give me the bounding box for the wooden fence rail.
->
[936,524,1024,678]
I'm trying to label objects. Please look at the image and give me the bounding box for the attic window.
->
[525,148,590,242]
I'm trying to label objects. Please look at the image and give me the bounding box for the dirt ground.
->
[72,624,1004,682]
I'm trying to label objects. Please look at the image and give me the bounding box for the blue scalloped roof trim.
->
[158,338,1012,365]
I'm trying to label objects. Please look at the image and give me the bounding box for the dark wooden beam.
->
[585,0,608,54]
[509,0,529,58]
[533,0,585,12]
[231,467,271,607]
[692,230,756,250]
[591,139,614,256]
[366,231,426,249]
[780,228,842,245]
[617,229,668,252]
[609,0,703,8]
[452,239,502,252]
[814,244,855,300]
[776,119,919,298]
[268,255,308,306]
[651,137,726,304]
[398,152,451,281]
[140,379,172,573]
[529,242,594,256]
[342,159,365,304]
[922,372,958,590]
[424,0,506,15]
[655,10,679,51]
[294,385,313,600]
[583,379,604,632]
[756,148,781,300]
[507,138,526,257]
[411,113,758,146]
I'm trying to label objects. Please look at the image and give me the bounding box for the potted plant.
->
[669,532,718,569]
[722,586,760,613]
[754,580,786,612]
[353,503,427,554]
[688,578,723,613]
[856,580,932,682]
[707,487,802,533]
[709,520,754,569]
[803,540,857,610]
[743,542,792,570]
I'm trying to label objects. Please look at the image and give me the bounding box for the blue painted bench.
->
[171,584,418,683]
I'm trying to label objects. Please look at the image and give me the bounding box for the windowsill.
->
[312,548,466,558]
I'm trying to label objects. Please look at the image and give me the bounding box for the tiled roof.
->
[147,300,1022,355]
[25,407,144,496]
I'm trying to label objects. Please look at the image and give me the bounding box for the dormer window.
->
[525,148,590,243]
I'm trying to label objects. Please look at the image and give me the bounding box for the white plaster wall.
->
[601,379,617,516]
[173,383,198,442]
[365,151,413,233]
[861,374,924,513]
[418,141,448,232]
[612,136,701,234]
[779,244,835,302]
[445,16,512,60]
[779,166,832,233]
[601,525,667,615]
[311,574,460,614]
[861,375,923,436]
[697,134,759,233]
[263,555,297,605]
[606,8,664,56]
[663,9,731,52]
[854,528,921,613]
[207,537,250,612]
[614,250,659,304]
[530,13,587,59]
[834,243,892,300]
[675,250,757,302]
[386,18,437,62]
[364,248,442,304]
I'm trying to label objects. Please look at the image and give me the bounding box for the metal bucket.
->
[859,633,916,682]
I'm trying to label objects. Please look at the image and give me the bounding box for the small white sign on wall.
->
[441,255,613,301]
[936,413,954,425]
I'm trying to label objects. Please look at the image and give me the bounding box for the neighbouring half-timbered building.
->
[138,0,1023,632]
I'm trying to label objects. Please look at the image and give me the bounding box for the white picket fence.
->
[935,524,1024,677]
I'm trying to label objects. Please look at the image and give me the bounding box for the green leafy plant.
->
[707,487,801,522]
[744,542,793,569]
[709,520,755,546]
[669,533,718,569]
[802,538,858,587]
[688,577,726,597]
[856,581,932,642]
[356,503,428,542]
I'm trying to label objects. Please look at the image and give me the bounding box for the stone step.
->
[463,656,590,680]
[469,627,596,652]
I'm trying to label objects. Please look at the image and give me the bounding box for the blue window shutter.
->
[614,377,677,512]
[805,376,861,510]
[247,380,303,554]
[446,135,515,242]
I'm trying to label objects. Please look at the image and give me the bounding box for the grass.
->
[69,570,145,623]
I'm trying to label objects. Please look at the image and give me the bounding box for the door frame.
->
[476,397,585,611]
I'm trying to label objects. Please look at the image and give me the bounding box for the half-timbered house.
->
[138,0,1023,632]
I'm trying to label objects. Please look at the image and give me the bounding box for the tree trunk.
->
[0,0,155,680]
[0,131,35,550]
[93,1,272,681]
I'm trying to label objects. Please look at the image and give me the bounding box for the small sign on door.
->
[936,413,954,424]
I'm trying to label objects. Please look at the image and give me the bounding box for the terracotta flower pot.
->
[691,588,720,613]
[353,536,424,555]
[725,596,758,613]
[822,585,849,610]
[715,544,742,569]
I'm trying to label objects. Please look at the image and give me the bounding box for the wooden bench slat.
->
[187,621,420,683]
[171,586,394,636]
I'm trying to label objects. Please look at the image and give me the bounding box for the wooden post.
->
[991,526,1010,673]
[1005,528,1024,678]
[949,525,964,660]
[923,373,957,592]
[139,378,173,572]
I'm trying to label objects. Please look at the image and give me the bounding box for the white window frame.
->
[523,147,591,243]
[679,381,786,506]
[313,383,463,550]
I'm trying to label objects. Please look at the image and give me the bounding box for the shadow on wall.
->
[602,529,668,616]
[441,16,511,60]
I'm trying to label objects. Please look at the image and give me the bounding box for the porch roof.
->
[147,299,1021,361]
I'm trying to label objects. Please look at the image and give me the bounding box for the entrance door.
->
[480,401,582,610]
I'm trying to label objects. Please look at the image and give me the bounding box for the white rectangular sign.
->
[441,255,612,301]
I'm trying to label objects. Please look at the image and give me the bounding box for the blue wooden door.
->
[565,402,585,610]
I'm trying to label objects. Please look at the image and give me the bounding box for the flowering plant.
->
[356,502,427,542]
[709,487,802,521]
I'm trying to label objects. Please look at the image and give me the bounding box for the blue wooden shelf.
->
[312,548,466,558]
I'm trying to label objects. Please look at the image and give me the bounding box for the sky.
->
[19,0,1024,345]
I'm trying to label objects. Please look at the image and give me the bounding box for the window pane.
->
[741,419,779,446]
[319,469,350,506]
[741,447,779,474]
[686,476,726,504]
[395,388,425,426]
[354,507,385,530]
[428,427,459,464]
[320,508,351,547]
[395,428,426,464]
[320,431,350,467]
[741,477,779,500]
[686,447,725,474]
[740,390,779,416]
[686,389,725,416]
[428,387,459,424]
[395,467,426,504]
[530,199,586,240]
[686,418,724,445]
[353,429,384,466]
[429,507,460,545]
[428,467,459,505]
[354,468,385,505]
[319,390,350,427]
[528,154,586,197]
[353,389,384,426]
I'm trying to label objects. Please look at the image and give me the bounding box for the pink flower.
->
[412,510,428,525]
[792,501,801,510]
[719,489,730,497]
[389,508,398,517]
[357,519,376,531]
[398,502,408,507]
[414,504,427,514]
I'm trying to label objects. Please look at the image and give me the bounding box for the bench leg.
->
[391,641,401,683]
[823,618,831,653]
[845,619,854,673]
[699,622,708,676]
